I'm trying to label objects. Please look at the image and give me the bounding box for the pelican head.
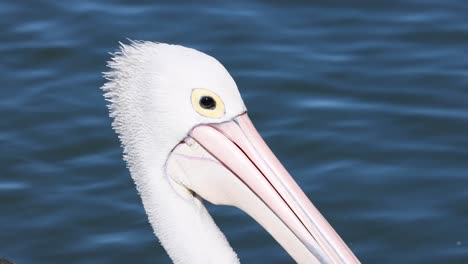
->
[102,41,359,263]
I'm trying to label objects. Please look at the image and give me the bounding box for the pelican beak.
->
[166,113,359,263]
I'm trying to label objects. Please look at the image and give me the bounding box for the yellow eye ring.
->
[191,88,225,118]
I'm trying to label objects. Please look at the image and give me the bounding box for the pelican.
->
[101,41,359,264]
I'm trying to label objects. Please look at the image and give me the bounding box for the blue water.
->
[1,1,468,263]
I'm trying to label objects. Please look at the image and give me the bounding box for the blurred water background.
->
[1,1,468,263]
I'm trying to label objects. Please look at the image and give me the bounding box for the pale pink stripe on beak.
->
[190,113,359,263]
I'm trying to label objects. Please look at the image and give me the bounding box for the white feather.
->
[101,41,246,263]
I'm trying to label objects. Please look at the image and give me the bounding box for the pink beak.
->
[184,113,359,263]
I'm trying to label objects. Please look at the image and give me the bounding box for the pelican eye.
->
[191,88,225,118]
[199,96,216,109]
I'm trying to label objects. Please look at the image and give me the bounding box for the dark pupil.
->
[199,96,216,110]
